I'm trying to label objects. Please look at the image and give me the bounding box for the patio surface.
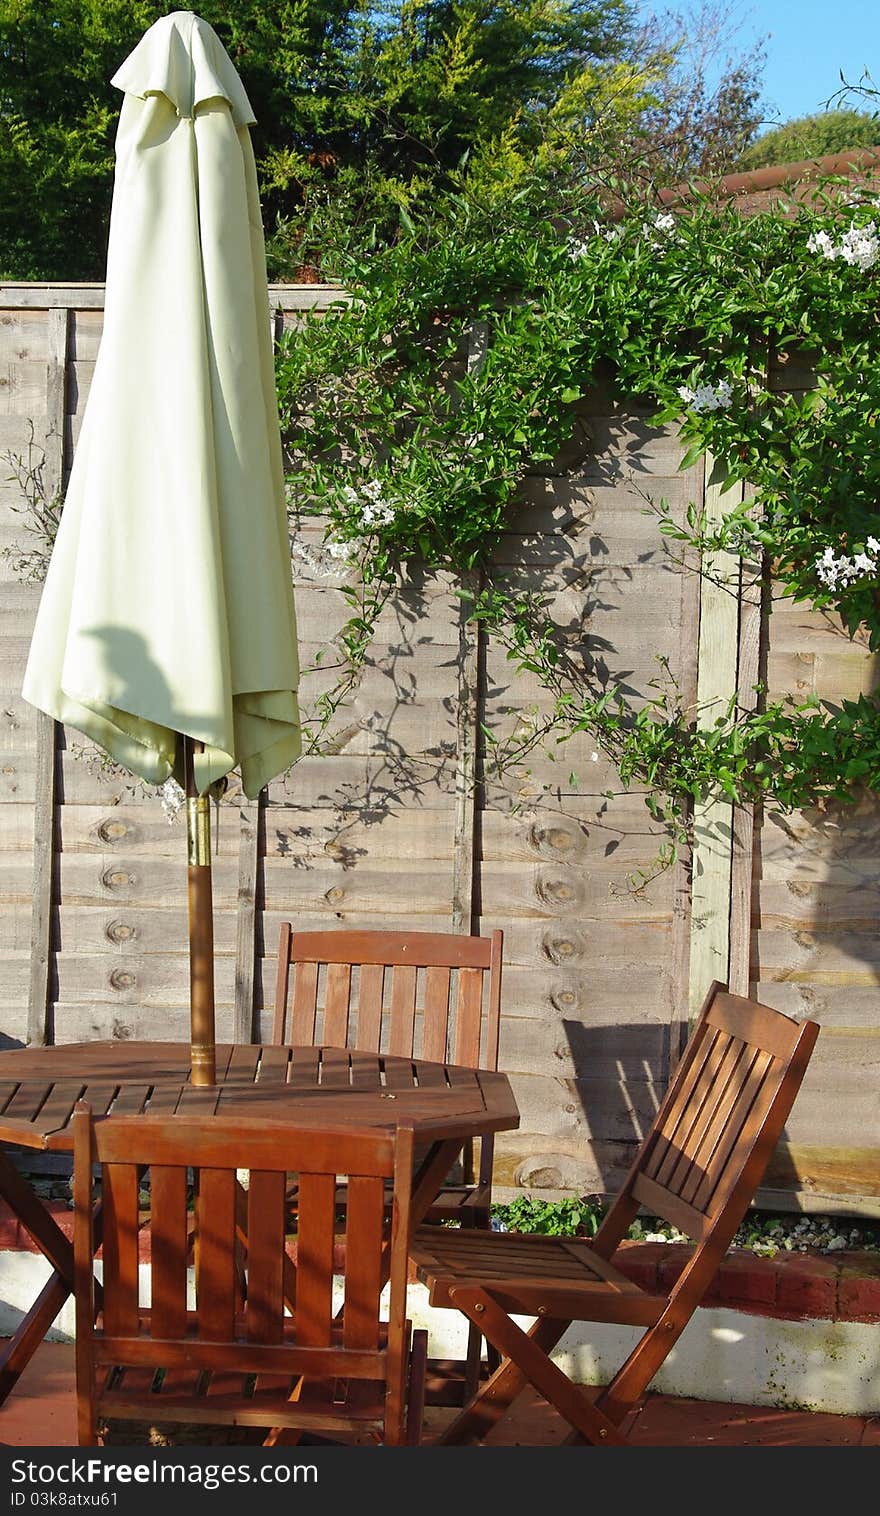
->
[1,1343,877,1446]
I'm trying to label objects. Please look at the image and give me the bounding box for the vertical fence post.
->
[232,302,288,1042]
[688,455,744,1019]
[451,322,488,936]
[727,530,763,997]
[27,307,68,1046]
[669,465,704,1060]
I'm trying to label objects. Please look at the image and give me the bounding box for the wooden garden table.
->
[0,1040,519,1406]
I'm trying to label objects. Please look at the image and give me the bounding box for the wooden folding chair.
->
[73,1107,427,1446]
[273,925,504,1400]
[411,982,820,1445]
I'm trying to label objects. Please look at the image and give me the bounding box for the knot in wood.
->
[541,928,587,965]
[95,817,131,844]
[535,868,585,911]
[528,818,586,859]
[105,919,136,945]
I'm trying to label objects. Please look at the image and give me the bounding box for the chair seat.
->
[411,1225,668,1327]
[424,1184,490,1221]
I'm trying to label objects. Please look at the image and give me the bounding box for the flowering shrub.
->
[276,172,880,845]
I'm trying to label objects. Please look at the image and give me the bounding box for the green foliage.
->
[1,2,766,279]
[491,1194,606,1236]
[0,0,641,279]
[739,109,880,171]
[490,1198,880,1251]
[276,164,880,846]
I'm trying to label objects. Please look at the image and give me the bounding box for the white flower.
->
[815,544,878,589]
[568,223,622,259]
[808,220,879,271]
[646,211,677,249]
[360,499,395,529]
[340,484,359,505]
[839,221,879,270]
[867,536,880,553]
[590,751,599,762]
[807,229,836,258]
[326,539,350,559]
[679,377,734,414]
[159,778,185,824]
[361,478,385,501]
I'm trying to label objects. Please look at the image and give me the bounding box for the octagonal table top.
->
[0,1041,520,1151]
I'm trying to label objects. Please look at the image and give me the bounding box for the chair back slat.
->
[671,1042,758,1201]
[655,1035,755,1192]
[273,926,504,1072]
[291,959,320,1043]
[689,1049,777,1214]
[149,1166,188,1339]
[645,1024,721,1185]
[101,1163,140,1337]
[195,1168,237,1340]
[453,967,484,1066]
[389,964,417,1055]
[356,963,385,1049]
[293,1171,337,1348]
[421,968,451,1061]
[606,984,819,1249]
[245,1171,286,1345]
[342,1175,386,1350]
[323,962,353,1046]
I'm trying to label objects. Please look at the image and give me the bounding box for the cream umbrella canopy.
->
[22,11,301,1083]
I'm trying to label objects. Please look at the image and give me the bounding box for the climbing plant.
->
[276,164,880,852]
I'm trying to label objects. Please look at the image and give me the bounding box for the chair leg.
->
[434,1310,570,1445]
[450,1288,627,1446]
[406,1328,429,1445]
[462,1204,498,1395]
[463,1317,483,1401]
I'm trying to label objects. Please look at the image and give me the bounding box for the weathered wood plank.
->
[51,952,235,1007]
[0,361,49,416]
[728,549,762,996]
[234,799,260,1042]
[451,574,480,934]
[51,1003,240,1045]
[0,310,49,361]
[26,306,67,1046]
[689,459,740,1016]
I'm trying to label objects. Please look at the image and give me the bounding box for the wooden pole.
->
[183,736,216,1085]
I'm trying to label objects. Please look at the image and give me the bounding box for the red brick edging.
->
[612,1239,880,1324]
[3,1203,878,1323]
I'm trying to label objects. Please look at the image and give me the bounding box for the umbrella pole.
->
[183,736,216,1086]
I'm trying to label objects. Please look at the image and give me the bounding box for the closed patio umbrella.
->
[22,10,301,1084]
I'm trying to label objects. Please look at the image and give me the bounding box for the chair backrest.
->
[594,982,820,1265]
[72,1106,415,1440]
[273,926,504,1070]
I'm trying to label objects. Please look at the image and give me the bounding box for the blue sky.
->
[638,1,877,130]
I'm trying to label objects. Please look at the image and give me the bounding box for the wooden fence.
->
[0,283,877,1213]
